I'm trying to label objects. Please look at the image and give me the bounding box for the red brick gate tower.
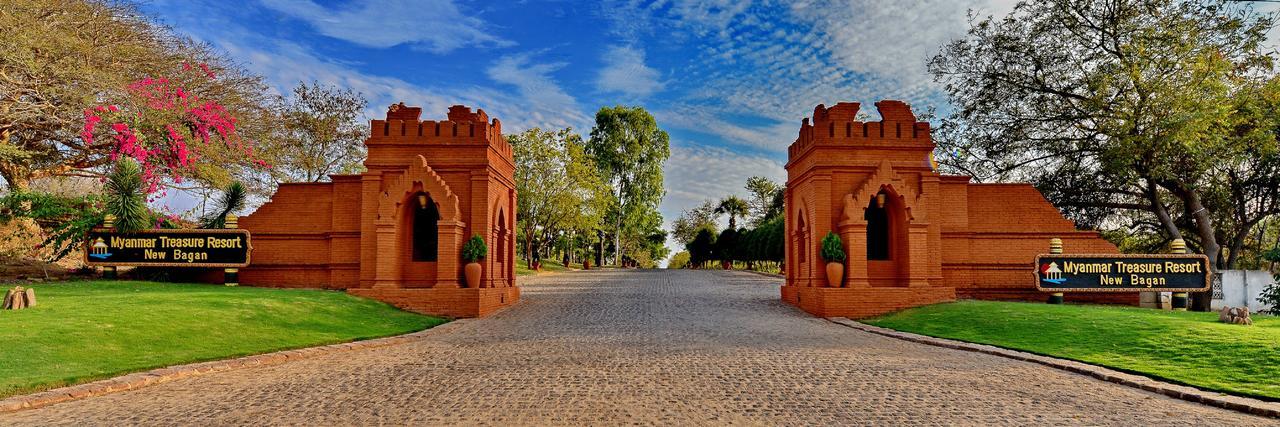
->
[237,103,518,317]
[781,101,1136,318]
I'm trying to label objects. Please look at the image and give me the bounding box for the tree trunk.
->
[1146,180,1182,241]
[1175,184,1219,312]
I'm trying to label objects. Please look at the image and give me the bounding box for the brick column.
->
[839,222,870,288]
[906,224,930,287]
[373,220,399,288]
[436,219,464,288]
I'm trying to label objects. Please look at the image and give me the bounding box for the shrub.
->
[1260,248,1280,315]
[821,231,845,263]
[462,234,487,263]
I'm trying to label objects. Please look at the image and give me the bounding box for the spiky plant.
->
[104,159,149,233]
[201,181,247,229]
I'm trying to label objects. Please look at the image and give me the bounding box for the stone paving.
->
[3,270,1273,425]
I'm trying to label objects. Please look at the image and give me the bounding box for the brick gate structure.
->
[782,101,1138,318]
[235,103,518,318]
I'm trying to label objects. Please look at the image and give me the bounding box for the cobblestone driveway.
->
[3,270,1272,425]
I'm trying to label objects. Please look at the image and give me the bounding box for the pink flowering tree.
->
[80,63,269,199]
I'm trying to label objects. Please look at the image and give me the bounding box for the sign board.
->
[1034,254,1210,292]
[84,229,251,268]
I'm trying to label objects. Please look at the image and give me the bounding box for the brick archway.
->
[374,154,465,288]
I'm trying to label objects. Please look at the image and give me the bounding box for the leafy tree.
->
[715,196,749,230]
[685,226,717,269]
[930,0,1280,296]
[672,199,718,244]
[585,105,670,266]
[270,81,368,182]
[511,127,607,267]
[667,251,691,269]
[745,176,782,226]
[715,228,739,265]
[1,0,273,192]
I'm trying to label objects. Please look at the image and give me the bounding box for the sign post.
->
[224,215,239,286]
[1170,238,1189,311]
[1047,238,1064,304]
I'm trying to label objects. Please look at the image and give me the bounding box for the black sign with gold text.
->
[1034,254,1210,292]
[84,229,251,268]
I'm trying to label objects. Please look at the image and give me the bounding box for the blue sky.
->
[144,0,1028,255]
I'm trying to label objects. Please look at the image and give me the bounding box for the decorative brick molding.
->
[0,320,473,414]
[827,318,1280,418]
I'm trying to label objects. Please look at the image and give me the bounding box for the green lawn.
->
[865,300,1280,400]
[0,281,445,398]
[515,258,579,276]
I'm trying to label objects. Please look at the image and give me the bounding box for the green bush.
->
[821,231,845,263]
[462,234,487,263]
[1260,248,1280,315]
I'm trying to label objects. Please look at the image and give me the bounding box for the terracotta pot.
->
[465,262,482,288]
[583,260,591,270]
[825,262,844,287]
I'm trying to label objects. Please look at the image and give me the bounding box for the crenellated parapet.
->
[787,100,933,162]
[368,103,513,159]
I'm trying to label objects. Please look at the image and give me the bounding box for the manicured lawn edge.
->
[0,319,474,414]
[827,318,1280,418]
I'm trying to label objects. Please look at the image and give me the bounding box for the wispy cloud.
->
[486,53,590,130]
[595,45,665,98]
[260,0,514,53]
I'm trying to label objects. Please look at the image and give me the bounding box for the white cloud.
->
[486,53,590,130]
[654,106,795,151]
[260,0,513,53]
[595,45,665,97]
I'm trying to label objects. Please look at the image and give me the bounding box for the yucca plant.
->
[201,181,247,228]
[104,159,149,233]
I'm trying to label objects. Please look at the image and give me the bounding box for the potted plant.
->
[462,234,487,288]
[821,231,846,287]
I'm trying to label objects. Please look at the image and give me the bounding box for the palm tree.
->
[715,196,749,230]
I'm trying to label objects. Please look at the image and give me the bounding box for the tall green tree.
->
[930,0,1279,291]
[744,176,782,225]
[585,105,671,266]
[511,127,607,267]
[715,195,749,230]
[270,81,368,182]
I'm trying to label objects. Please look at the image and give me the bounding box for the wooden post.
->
[102,214,117,280]
[1170,238,1188,311]
[1047,237,1064,304]
[224,214,239,287]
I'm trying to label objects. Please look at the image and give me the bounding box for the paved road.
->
[3,270,1272,425]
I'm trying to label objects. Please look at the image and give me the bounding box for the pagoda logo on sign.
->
[1040,262,1065,285]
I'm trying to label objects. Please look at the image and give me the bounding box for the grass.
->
[514,258,579,276]
[0,280,446,398]
[865,300,1280,400]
